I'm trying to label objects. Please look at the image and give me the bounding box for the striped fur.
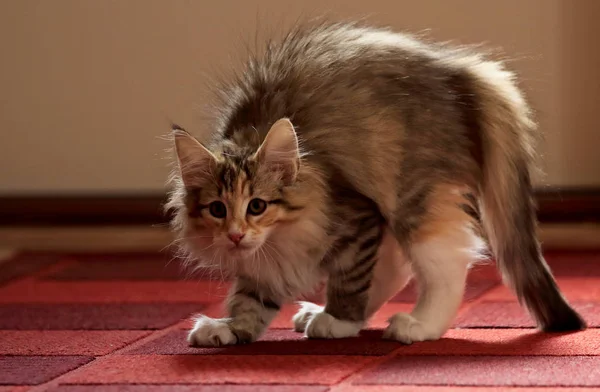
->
[170,20,584,346]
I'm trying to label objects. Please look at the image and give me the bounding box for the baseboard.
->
[0,194,169,226]
[1,188,599,226]
[535,187,600,223]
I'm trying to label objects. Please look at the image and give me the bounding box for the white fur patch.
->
[188,316,236,347]
[305,311,363,339]
[383,312,441,344]
[292,301,325,333]
[352,29,426,53]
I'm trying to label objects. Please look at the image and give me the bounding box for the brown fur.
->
[169,20,584,346]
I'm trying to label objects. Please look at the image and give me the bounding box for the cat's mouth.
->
[227,243,257,257]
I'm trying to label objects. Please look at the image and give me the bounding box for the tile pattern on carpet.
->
[0,250,598,390]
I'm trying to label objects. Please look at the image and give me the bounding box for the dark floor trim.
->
[0,194,170,226]
[1,188,599,226]
[536,187,600,223]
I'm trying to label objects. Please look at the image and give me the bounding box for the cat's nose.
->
[228,232,245,245]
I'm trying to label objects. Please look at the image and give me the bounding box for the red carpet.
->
[0,250,599,391]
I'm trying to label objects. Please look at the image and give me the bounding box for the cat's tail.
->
[465,59,586,332]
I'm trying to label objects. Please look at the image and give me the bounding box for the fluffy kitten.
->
[166,21,585,346]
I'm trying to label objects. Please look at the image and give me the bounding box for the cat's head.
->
[170,118,306,264]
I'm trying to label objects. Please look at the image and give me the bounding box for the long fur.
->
[168,20,585,346]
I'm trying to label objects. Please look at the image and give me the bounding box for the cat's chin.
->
[226,245,258,260]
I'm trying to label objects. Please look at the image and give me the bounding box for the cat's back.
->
[219,21,479,145]
[261,22,436,75]
[245,22,444,102]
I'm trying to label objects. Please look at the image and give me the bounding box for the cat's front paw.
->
[292,301,324,333]
[382,313,442,344]
[188,316,237,347]
[305,311,362,339]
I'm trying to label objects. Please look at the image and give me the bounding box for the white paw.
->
[382,313,442,344]
[187,316,237,347]
[305,311,363,339]
[292,301,324,333]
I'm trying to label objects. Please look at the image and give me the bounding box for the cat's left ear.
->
[254,118,300,185]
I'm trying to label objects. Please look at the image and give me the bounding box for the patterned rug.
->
[1,249,599,391]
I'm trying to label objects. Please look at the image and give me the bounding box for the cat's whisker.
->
[218,252,226,284]
[262,244,277,269]
[264,240,284,261]
[254,248,262,295]
[161,235,214,253]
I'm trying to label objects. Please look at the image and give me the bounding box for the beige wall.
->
[555,0,600,186]
[0,0,598,195]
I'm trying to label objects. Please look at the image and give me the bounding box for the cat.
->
[166,20,586,346]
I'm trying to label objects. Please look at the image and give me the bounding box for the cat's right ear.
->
[172,125,217,186]
[254,118,300,185]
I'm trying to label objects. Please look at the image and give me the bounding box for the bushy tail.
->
[466,60,586,332]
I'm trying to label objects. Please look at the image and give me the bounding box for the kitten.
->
[166,21,585,346]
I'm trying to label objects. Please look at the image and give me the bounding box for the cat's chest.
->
[241,245,326,299]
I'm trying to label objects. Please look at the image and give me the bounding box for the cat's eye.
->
[208,201,227,218]
[247,198,267,216]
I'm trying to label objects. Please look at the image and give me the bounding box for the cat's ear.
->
[172,125,217,186]
[255,118,300,184]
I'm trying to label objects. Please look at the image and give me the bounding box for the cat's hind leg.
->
[384,185,485,344]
